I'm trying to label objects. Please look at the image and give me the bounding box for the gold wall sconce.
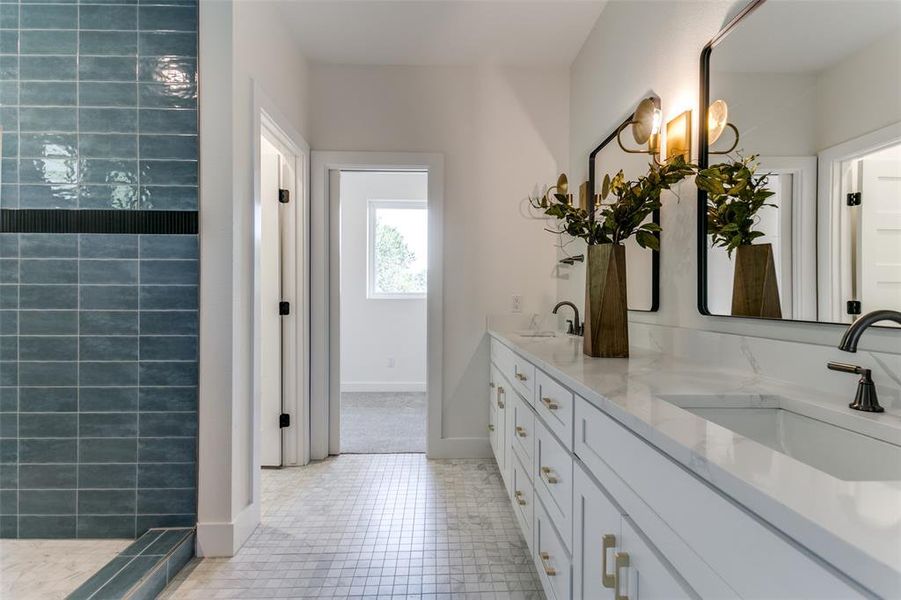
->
[540,173,572,207]
[616,97,663,161]
[707,99,740,154]
[665,110,691,163]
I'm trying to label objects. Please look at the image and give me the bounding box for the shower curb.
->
[66,527,195,600]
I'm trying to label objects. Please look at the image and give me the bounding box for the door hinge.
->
[278,189,290,204]
[279,301,290,316]
[279,413,290,428]
[847,300,862,315]
[846,192,862,206]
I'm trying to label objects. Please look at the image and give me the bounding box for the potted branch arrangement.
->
[696,155,781,318]
[532,157,694,357]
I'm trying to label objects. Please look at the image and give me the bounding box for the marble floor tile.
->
[0,538,131,600]
[164,454,544,599]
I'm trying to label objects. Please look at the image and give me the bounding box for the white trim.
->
[756,156,817,321]
[818,122,901,322]
[341,382,427,393]
[251,80,312,474]
[195,501,261,558]
[367,198,428,300]
[311,151,444,460]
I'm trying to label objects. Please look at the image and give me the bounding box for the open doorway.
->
[338,171,428,453]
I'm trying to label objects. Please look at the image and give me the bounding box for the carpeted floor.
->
[340,392,427,453]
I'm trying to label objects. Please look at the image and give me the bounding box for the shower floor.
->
[0,539,131,600]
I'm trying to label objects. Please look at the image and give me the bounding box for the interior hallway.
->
[166,454,543,599]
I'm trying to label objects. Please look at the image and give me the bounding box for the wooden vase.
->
[731,243,782,319]
[583,244,629,358]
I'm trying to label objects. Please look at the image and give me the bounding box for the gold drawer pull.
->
[515,372,528,382]
[540,466,558,484]
[489,382,495,389]
[614,551,630,600]
[539,551,556,576]
[541,397,559,410]
[602,534,616,588]
[497,385,504,394]
[497,399,505,409]
[488,424,495,432]
[515,426,527,437]
[514,490,527,505]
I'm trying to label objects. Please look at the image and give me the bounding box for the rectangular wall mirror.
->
[698,0,901,325]
[589,100,660,312]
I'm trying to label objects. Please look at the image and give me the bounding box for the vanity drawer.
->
[491,338,535,405]
[535,369,574,450]
[574,397,862,599]
[510,392,535,474]
[535,417,573,552]
[535,497,573,600]
[511,452,534,553]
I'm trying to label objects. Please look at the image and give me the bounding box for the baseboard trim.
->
[427,437,492,459]
[341,382,427,393]
[196,501,260,557]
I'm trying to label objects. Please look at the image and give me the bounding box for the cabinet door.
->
[494,374,509,487]
[618,517,694,600]
[574,461,623,600]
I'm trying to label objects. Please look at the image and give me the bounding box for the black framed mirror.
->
[698,0,901,325]
[588,96,661,312]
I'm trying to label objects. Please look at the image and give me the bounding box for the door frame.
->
[817,121,901,322]
[252,81,311,471]
[310,151,444,458]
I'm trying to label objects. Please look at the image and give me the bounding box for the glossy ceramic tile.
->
[166,455,544,600]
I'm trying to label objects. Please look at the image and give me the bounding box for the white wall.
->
[198,0,311,557]
[566,0,898,354]
[311,64,569,441]
[340,171,427,392]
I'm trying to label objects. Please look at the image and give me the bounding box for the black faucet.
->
[553,301,582,336]
[827,309,901,413]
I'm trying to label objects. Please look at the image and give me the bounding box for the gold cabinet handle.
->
[496,387,505,409]
[602,534,616,588]
[489,382,495,389]
[540,466,558,484]
[497,399,505,409]
[614,551,630,600]
[488,424,495,432]
[514,490,526,506]
[497,385,504,394]
[515,371,528,382]
[515,426,527,438]
[539,551,556,576]
[541,396,559,410]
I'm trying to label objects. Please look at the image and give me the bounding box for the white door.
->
[573,462,623,600]
[619,518,694,600]
[260,134,285,467]
[859,158,901,314]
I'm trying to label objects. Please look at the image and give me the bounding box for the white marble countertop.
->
[489,329,901,597]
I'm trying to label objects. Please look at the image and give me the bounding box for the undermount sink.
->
[660,395,901,482]
[515,330,558,338]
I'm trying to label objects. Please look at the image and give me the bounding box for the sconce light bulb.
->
[651,109,663,135]
[708,99,729,144]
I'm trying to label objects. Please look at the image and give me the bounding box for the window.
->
[367,199,428,298]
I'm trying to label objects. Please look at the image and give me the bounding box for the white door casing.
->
[859,158,901,314]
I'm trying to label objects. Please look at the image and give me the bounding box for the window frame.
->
[366,198,428,299]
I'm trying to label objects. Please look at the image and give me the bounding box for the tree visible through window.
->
[369,201,427,297]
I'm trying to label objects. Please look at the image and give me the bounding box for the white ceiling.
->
[272,0,607,67]
[712,0,901,74]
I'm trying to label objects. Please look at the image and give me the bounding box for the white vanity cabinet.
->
[488,334,869,600]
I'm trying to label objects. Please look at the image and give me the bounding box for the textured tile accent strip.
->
[67,526,195,600]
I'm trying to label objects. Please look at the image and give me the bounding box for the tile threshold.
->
[66,527,195,600]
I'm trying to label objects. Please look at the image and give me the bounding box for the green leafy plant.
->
[530,156,695,251]
[696,155,775,257]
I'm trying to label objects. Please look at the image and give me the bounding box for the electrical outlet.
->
[386,357,396,368]
[511,295,523,313]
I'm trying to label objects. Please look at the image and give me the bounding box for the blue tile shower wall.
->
[0,1,198,538]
